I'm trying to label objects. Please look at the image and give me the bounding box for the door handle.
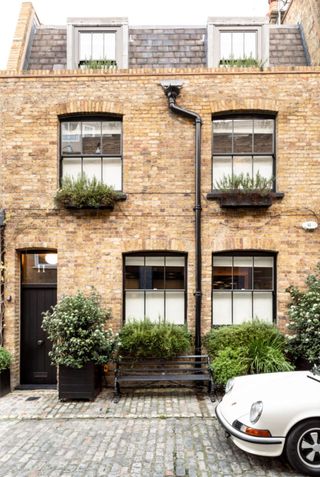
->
[37,339,44,346]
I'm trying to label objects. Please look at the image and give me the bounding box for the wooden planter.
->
[0,369,10,398]
[59,363,101,401]
[218,191,273,208]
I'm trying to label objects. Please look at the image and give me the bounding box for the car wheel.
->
[286,419,320,476]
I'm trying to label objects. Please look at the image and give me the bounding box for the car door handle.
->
[37,340,44,346]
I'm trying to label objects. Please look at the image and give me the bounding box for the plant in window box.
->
[78,59,117,70]
[54,175,121,210]
[219,56,261,68]
[42,290,119,400]
[214,172,274,207]
[0,346,11,397]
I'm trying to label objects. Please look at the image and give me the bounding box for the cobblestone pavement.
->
[0,388,302,477]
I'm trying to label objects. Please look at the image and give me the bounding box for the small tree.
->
[286,264,320,366]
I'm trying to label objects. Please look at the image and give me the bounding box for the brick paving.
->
[0,388,302,476]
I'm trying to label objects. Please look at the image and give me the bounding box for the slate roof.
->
[25,24,308,70]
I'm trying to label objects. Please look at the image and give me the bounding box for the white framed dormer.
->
[207,17,269,68]
[67,17,128,69]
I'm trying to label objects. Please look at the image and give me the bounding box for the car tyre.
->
[286,419,320,476]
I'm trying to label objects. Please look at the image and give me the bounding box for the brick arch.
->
[55,100,124,116]
[212,237,278,253]
[209,98,281,115]
[15,242,58,251]
[122,238,189,254]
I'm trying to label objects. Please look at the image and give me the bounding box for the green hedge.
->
[118,320,192,359]
[0,347,11,373]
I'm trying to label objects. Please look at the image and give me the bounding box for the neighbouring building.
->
[1,0,319,388]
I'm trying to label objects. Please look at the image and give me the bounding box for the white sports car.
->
[215,370,320,476]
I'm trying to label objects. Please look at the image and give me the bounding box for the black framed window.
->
[212,115,275,190]
[124,253,187,324]
[212,252,275,325]
[60,117,122,190]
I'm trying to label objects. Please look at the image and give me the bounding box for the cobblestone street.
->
[0,388,302,477]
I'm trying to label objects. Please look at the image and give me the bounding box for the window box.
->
[0,369,10,398]
[207,190,284,208]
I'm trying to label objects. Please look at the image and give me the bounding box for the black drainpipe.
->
[160,81,202,355]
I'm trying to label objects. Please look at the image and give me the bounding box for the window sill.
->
[206,191,284,208]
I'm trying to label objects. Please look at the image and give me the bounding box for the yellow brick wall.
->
[283,0,320,65]
[0,66,320,385]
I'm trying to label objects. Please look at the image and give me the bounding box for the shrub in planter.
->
[0,346,11,397]
[118,320,192,359]
[54,175,120,209]
[286,264,320,367]
[42,290,118,400]
[214,172,273,196]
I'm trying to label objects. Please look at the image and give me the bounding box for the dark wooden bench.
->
[114,355,215,402]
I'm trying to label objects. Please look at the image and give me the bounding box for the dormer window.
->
[207,18,269,68]
[67,18,128,69]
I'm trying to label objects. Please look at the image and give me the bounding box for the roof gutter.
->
[160,80,202,354]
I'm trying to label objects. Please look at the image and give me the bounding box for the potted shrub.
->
[54,175,121,210]
[0,346,11,397]
[214,172,274,208]
[42,290,118,400]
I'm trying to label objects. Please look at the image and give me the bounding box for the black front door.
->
[20,252,57,385]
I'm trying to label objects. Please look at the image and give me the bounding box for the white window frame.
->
[207,18,269,68]
[67,17,128,69]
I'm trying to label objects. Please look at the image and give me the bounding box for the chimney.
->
[268,0,279,24]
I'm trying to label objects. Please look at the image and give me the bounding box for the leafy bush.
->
[210,347,248,385]
[204,320,286,359]
[42,291,118,368]
[118,320,192,359]
[0,347,11,373]
[286,264,320,366]
[54,175,120,209]
[215,172,273,196]
[206,321,293,386]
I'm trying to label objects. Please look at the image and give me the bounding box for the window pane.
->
[126,291,144,322]
[213,157,232,186]
[233,156,252,178]
[232,32,244,59]
[213,120,233,153]
[254,257,273,290]
[165,265,184,289]
[212,292,232,325]
[145,257,165,289]
[125,257,144,266]
[102,158,121,189]
[79,33,92,61]
[253,292,273,322]
[220,32,232,60]
[146,291,165,322]
[213,256,233,289]
[83,157,101,181]
[253,156,273,181]
[233,257,253,290]
[62,158,81,180]
[165,291,185,324]
[21,253,57,285]
[244,32,257,59]
[234,119,253,153]
[102,121,121,154]
[254,119,274,153]
[92,33,104,60]
[166,257,185,267]
[125,266,145,289]
[61,122,81,154]
[233,292,252,324]
[104,32,116,60]
[82,122,101,155]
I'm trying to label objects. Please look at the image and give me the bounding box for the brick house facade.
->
[1,1,320,387]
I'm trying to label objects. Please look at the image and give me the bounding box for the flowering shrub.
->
[42,291,118,368]
[286,264,320,366]
[0,347,11,373]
